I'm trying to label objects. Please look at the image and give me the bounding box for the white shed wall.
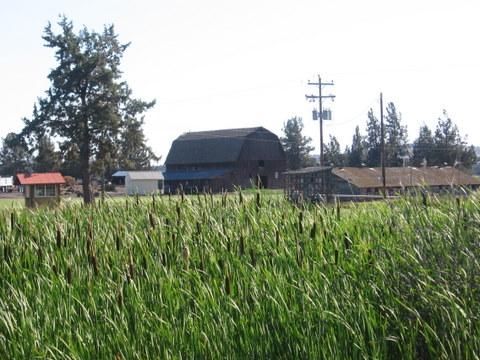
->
[126,178,163,195]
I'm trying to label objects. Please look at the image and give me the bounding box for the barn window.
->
[258,160,265,167]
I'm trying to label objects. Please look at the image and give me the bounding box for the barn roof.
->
[112,171,128,177]
[165,127,278,165]
[16,172,65,185]
[126,171,164,180]
[284,166,331,175]
[332,167,480,188]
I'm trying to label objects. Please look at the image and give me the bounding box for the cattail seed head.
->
[183,245,190,270]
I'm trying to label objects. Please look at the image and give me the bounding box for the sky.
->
[1,0,479,162]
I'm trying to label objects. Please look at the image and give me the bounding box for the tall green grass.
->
[1,192,479,359]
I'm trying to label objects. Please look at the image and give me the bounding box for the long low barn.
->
[284,166,480,200]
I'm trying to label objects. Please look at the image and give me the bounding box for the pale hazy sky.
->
[1,0,479,161]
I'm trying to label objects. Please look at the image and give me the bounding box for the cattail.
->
[56,226,62,248]
[298,211,304,234]
[66,266,72,284]
[183,244,190,270]
[91,254,99,275]
[334,249,339,265]
[336,200,340,221]
[422,191,428,207]
[149,212,156,228]
[239,190,243,204]
[256,192,261,211]
[135,194,139,205]
[10,212,15,233]
[296,240,302,267]
[176,203,181,221]
[117,289,124,308]
[310,222,317,240]
[239,235,245,256]
[275,230,280,248]
[116,234,121,251]
[225,273,231,295]
[142,255,148,273]
[250,248,256,267]
[128,251,135,280]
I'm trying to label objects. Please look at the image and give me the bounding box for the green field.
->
[1,192,479,358]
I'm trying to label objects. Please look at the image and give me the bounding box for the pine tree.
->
[365,108,381,166]
[324,135,344,166]
[0,133,31,176]
[384,102,408,166]
[432,110,477,167]
[280,117,314,170]
[119,117,159,170]
[20,17,155,203]
[33,135,60,172]
[412,125,434,166]
[347,126,365,167]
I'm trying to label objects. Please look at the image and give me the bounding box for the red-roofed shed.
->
[16,172,65,208]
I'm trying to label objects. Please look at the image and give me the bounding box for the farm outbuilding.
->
[111,171,128,185]
[284,166,480,201]
[164,127,286,193]
[125,171,164,195]
[16,172,65,208]
[0,176,13,192]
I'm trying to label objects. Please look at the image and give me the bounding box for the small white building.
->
[0,176,14,192]
[125,171,164,195]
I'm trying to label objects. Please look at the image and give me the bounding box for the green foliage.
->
[412,111,477,168]
[280,117,314,170]
[0,133,31,176]
[21,17,155,203]
[346,125,365,166]
[33,135,61,173]
[412,125,434,166]
[384,102,408,166]
[365,108,381,166]
[0,193,479,358]
[324,135,344,166]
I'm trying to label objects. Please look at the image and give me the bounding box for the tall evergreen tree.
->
[412,125,434,166]
[365,108,381,166]
[432,110,476,168]
[384,102,408,166]
[347,126,365,167]
[21,17,155,203]
[33,135,60,172]
[59,143,82,179]
[324,135,344,166]
[0,133,31,176]
[119,117,159,170]
[280,117,314,170]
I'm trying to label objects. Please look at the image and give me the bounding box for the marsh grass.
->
[0,191,479,359]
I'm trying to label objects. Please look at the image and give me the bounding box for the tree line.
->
[281,103,477,170]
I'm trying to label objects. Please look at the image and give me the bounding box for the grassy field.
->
[1,191,479,358]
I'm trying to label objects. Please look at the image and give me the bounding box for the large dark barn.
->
[164,127,286,193]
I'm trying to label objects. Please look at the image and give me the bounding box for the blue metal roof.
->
[112,171,128,177]
[164,169,230,181]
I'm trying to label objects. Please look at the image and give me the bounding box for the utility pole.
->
[380,92,386,198]
[306,75,335,167]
